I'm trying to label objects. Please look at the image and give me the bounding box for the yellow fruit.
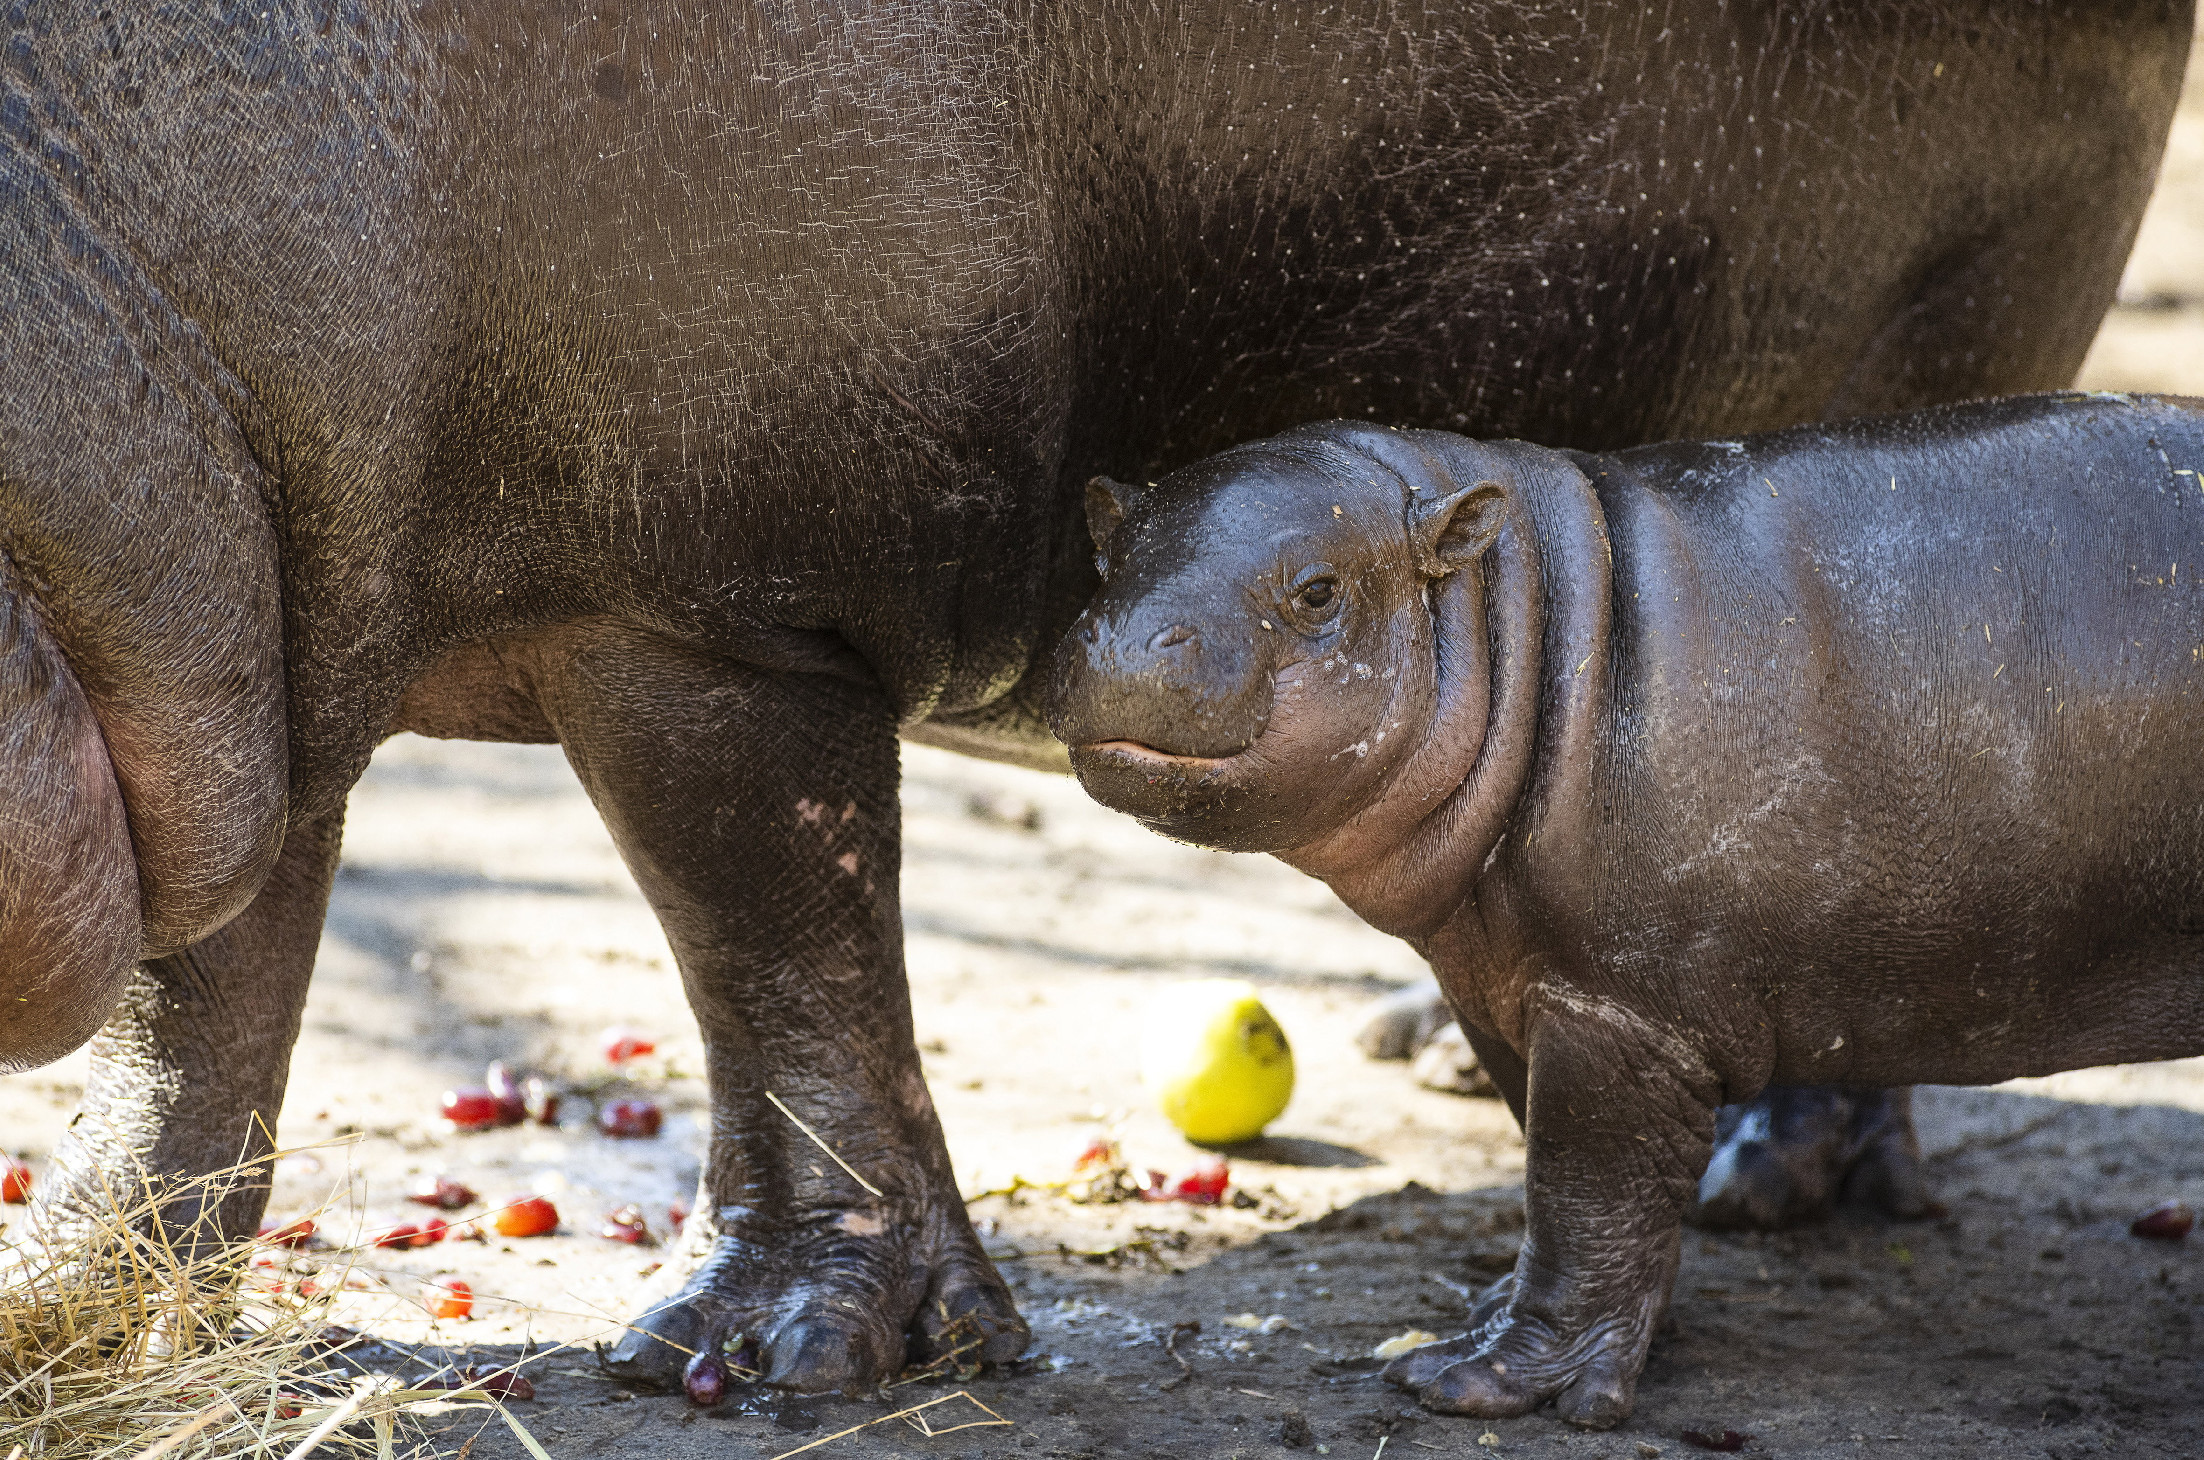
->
[1141,979,1295,1145]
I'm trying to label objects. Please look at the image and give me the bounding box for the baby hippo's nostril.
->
[1148,625,1199,653]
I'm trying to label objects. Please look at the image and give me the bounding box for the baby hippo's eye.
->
[1287,565,1343,625]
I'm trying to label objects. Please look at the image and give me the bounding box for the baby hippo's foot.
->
[1383,1273,1653,1430]
[1691,1085,1935,1231]
[603,1199,1027,1394]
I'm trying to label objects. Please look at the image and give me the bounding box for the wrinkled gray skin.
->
[0,0,2189,1403]
[1052,394,2204,1425]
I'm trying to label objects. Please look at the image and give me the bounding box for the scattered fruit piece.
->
[2132,1200,2195,1241]
[425,1280,473,1320]
[597,1098,663,1139]
[407,1175,478,1210]
[1679,1430,1751,1454]
[601,1204,651,1244]
[1370,1329,1440,1359]
[258,1218,316,1248]
[485,1062,528,1126]
[417,1217,450,1246]
[374,1224,423,1250]
[440,1087,505,1132]
[683,1350,728,1407]
[1140,978,1295,1145]
[467,1367,534,1401]
[668,1200,689,1233]
[523,1075,561,1125]
[492,1196,559,1238]
[1171,1157,1230,1205]
[600,1027,657,1064]
[1071,1136,1120,1172]
[425,1367,534,1400]
[1,1156,30,1204]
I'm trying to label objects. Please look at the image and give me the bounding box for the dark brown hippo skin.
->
[1051,392,2204,1426]
[0,0,2190,1397]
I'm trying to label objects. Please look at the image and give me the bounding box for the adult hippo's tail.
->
[0,132,288,1071]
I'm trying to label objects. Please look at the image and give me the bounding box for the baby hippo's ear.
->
[1409,477,1508,577]
[1086,475,1143,553]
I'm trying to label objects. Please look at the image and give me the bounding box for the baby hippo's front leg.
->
[1387,994,1718,1429]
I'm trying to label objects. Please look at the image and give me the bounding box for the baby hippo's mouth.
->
[1079,738,1232,771]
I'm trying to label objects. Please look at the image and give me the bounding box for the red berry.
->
[522,1076,561,1125]
[683,1350,728,1407]
[407,1175,478,1210]
[416,1217,449,1246]
[2132,1200,2195,1241]
[600,1028,657,1064]
[375,1223,422,1249]
[600,1204,651,1244]
[425,1279,473,1320]
[596,1099,663,1139]
[1172,1158,1230,1205]
[258,1218,316,1249]
[440,1087,505,1132]
[492,1196,559,1238]
[484,1063,528,1126]
[668,1200,690,1233]
[1,1157,30,1205]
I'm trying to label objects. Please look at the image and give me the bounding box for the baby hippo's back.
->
[1580,393,2204,1088]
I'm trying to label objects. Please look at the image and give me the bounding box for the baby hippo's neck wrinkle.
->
[1284,443,1613,942]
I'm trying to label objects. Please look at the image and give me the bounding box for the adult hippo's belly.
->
[0,0,2188,1402]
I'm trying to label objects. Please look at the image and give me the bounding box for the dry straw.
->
[0,1148,538,1460]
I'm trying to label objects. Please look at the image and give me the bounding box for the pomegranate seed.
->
[2132,1200,2195,1241]
[683,1350,728,1407]
[1172,1158,1230,1205]
[407,1175,478,1210]
[424,1279,473,1320]
[258,1218,316,1248]
[597,1099,663,1139]
[522,1076,561,1125]
[484,1063,528,1126]
[1,1157,30,1204]
[600,1027,657,1064]
[440,1087,505,1132]
[601,1204,651,1244]
[492,1196,559,1238]
[374,1223,422,1250]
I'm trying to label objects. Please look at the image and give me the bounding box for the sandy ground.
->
[9,24,2204,1460]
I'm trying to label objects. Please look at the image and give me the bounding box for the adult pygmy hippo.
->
[1053,392,2204,1427]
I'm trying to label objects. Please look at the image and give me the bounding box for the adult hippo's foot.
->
[1691,1085,1936,1231]
[603,1158,1024,1391]
[528,626,1028,1393]
[1360,984,1934,1230]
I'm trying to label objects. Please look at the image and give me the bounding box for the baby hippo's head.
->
[1050,422,1508,852]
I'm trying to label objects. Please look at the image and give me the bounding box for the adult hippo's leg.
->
[27,811,342,1250]
[529,625,1024,1393]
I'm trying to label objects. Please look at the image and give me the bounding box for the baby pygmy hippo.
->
[1049,392,2204,1428]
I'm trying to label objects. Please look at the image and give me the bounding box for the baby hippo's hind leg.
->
[1691,1086,1934,1231]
